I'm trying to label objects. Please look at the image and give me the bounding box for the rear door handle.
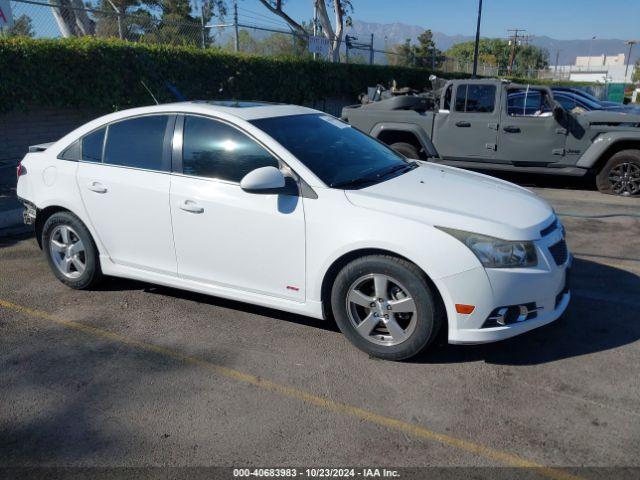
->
[87,181,107,193]
[455,121,471,127]
[503,126,521,133]
[179,200,204,214]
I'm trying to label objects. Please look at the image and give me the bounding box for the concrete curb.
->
[0,209,24,229]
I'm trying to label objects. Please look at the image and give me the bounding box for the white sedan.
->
[17,101,571,360]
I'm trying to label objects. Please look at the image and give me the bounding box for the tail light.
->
[16,161,26,180]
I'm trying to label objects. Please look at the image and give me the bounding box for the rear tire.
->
[595,149,640,196]
[331,255,443,361]
[42,211,103,289]
[390,142,420,159]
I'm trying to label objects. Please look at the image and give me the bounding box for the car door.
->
[170,114,305,301]
[496,88,568,166]
[77,114,178,275]
[434,83,500,161]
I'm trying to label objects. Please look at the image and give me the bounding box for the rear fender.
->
[370,122,439,158]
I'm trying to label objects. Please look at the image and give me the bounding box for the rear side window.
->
[182,115,278,183]
[82,128,106,162]
[455,84,496,113]
[103,115,169,171]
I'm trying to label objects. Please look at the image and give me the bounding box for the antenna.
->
[140,81,159,105]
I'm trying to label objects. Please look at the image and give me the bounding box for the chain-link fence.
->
[5,0,556,79]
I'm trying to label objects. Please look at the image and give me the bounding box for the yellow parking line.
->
[0,298,582,480]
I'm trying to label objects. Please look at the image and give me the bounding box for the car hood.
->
[345,163,554,241]
[581,109,640,124]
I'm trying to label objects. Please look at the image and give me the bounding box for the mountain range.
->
[346,20,640,66]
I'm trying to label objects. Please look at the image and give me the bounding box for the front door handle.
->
[180,200,204,214]
[455,121,471,127]
[503,125,521,133]
[87,181,107,193]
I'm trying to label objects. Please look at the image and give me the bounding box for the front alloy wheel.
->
[608,162,640,196]
[596,149,640,196]
[346,274,418,346]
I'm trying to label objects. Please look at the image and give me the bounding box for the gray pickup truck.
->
[342,78,640,196]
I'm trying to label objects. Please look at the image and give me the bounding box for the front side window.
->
[81,128,106,162]
[455,84,496,113]
[507,89,553,117]
[182,115,279,183]
[103,115,169,170]
[251,114,414,188]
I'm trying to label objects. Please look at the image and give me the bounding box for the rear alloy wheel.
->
[331,255,442,360]
[42,211,102,289]
[596,150,640,196]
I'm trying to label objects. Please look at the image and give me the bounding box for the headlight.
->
[438,227,537,268]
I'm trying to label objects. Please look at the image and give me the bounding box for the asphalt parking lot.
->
[1,185,639,479]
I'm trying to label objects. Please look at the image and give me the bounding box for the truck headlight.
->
[438,227,537,268]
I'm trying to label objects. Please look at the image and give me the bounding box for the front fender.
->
[576,132,640,168]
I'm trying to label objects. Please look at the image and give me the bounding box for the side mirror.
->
[553,103,567,123]
[240,166,286,194]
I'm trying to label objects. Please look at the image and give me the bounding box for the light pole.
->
[587,35,596,70]
[472,0,483,77]
[625,40,637,82]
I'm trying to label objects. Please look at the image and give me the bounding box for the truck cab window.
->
[455,84,496,113]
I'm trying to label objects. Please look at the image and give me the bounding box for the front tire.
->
[331,255,442,360]
[42,211,102,289]
[595,150,640,196]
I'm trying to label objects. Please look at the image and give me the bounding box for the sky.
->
[237,0,640,40]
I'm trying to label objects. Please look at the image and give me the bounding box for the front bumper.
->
[438,227,572,345]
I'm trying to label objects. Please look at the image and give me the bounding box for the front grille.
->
[540,218,559,237]
[548,239,568,265]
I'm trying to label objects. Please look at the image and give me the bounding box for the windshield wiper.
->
[330,162,418,189]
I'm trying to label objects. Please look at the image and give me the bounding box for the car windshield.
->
[251,114,414,188]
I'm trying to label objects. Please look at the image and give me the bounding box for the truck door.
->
[496,87,568,166]
[434,83,500,161]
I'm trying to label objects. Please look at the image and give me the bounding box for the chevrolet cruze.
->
[17,101,571,360]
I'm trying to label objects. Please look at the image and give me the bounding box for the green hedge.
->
[0,37,473,113]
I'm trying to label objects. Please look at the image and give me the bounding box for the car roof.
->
[101,101,321,122]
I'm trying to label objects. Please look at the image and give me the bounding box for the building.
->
[553,53,635,83]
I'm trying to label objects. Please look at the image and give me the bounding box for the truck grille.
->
[548,240,568,265]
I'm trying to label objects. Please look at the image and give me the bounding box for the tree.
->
[6,14,34,37]
[386,39,413,67]
[445,38,549,76]
[255,0,352,62]
[412,30,443,69]
[634,60,640,83]
[49,0,95,37]
[386,31,443,69]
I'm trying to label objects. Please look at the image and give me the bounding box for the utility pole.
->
[625,40,637,82]
[200,3,206,49]
[312,2,318,60]
[587,35,596,69]
[554,49,561,79]
[233,1,239,53]
[369,33,374,65]
[472,0,483,77]
[507,29,528,74]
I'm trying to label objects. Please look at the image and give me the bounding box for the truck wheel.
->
[330,255,443,361]
[596,150,640,196]
[390,142,420,159]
